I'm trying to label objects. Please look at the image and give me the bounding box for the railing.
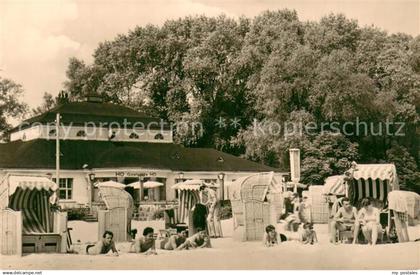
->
[138,200,178,206]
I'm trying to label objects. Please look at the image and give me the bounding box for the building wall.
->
[11,125,173,143]
[10,125,41,141]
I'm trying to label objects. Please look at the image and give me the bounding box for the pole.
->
[55,113,60,192]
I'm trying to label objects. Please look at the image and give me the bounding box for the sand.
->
[1,219,419,270]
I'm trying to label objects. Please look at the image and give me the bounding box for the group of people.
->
[84,227,211,256]
[264,194,383,246]
[264,222,318,247]
[331,197,382,245]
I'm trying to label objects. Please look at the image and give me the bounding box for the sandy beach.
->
[1,219,419,270]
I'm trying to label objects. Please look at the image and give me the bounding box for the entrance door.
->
[244,201,269,241]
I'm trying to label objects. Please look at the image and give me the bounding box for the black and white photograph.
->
[0,0,419,271]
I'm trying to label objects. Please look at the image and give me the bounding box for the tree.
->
[0,76,28,141]
[61,11,418,186]
[32,92,56,115]
[386,143,420,193]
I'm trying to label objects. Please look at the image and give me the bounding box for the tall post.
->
[55,113,60,193]
[289,149,300,193]
[218,173,225,200]
[138,176,144,205]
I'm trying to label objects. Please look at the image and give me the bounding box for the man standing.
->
[330,197,358,244]
[199,184,222,238]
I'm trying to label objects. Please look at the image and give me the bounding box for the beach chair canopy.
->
[95,180,126,189]
[0,175,58,234]
[348,164,399,205]
[388,190,420,219]
[322,175,346,196]
[98,186,134,211]
[173,180,218,224]
[172,179,219,190]
[227,172,281,202]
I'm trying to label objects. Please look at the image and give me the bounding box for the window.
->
[154,133,164,140]
[49,129,56,136]
[53,178,73,200]
[129,132,139,139]
[76,130,87,137]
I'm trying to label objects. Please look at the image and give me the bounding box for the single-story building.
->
[0,95,284,211]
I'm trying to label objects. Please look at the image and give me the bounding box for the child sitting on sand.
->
[130,227,157,255]
[263,225,278,247]
[301,223,317,245]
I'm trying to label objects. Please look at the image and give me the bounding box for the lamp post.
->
[217,172,225,200]
[88,172,95,211]
[176,172,184,199]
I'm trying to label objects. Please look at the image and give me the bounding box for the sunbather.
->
[177,228,211,250]
[160,229,188,250]
[330,197,357,244]
[130,227,157,254]
[263,224,278,247]
[86,230,118,256]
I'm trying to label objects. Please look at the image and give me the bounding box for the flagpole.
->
[56,113,60,190]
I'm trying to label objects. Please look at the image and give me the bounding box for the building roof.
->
[11,101,169,132]
[0,139,278,172]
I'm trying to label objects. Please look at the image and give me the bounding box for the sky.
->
[0,0,419,109]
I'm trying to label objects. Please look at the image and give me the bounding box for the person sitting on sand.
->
[130,227,157,255]
[330,197,358,244]
[353,197,382,245]
[263,224,278,247]
[86,230,118,256]
[177,228,211,250]
[160,229,188,250]
[301,223,317,245]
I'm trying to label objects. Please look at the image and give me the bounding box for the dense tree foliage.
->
[0,76,28,141]
[62,11,420,191]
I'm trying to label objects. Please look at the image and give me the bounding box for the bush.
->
[67,207,90,221]
[219,200,232,220]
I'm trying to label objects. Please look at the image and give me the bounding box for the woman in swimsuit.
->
[353,197,381,245]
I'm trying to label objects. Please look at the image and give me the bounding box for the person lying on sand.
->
[160,229,188,250]
[177,228,211,250]
[85,230,119,256]
[263,225,278,247]
[130,227,157,255]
